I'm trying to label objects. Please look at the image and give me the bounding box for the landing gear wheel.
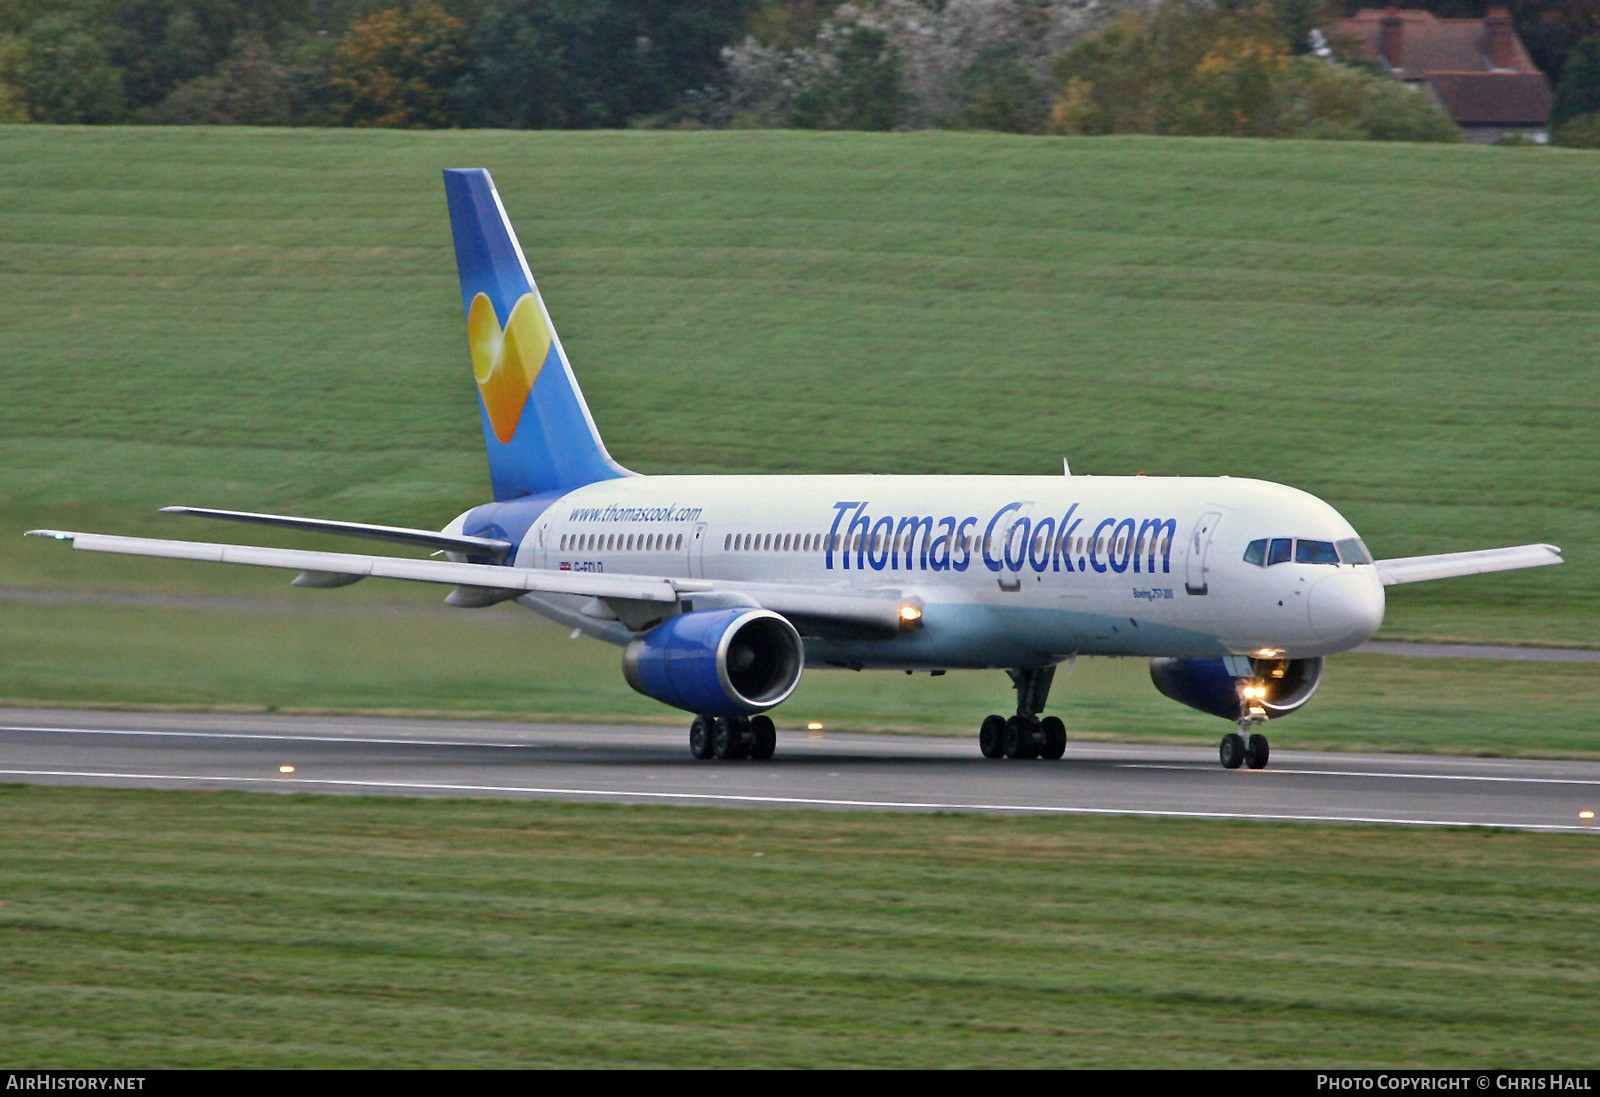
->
[979,714,1006,759]
[1219,732,1246,770]
[690,716,715,760]
[714,717,750,760]
[1039,716,1067,760]
[1004,715,1039,760]
[749,715,777,761]
[1245,732,1270,770]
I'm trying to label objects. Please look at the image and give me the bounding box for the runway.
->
[2,708,1597,833]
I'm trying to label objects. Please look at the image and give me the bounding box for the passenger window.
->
[1243,539,1267,567]
[1267,538,1292,566]
[1296,540,1340,565]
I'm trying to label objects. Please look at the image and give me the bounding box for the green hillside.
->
[0,127,1594,736]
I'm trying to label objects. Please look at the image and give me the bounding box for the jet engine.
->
[622,608,804,716]
[1149,656,1324,721]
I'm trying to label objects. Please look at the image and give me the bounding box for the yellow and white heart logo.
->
[467,292,552,443]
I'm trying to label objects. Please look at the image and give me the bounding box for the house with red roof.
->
[1334,7,1554,142]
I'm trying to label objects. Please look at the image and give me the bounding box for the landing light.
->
[279,765,295,774]
[807,722,824,734]
[1581,811,1595,821]
[899,605,922,623]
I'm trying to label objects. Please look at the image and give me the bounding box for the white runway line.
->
[1,767,1595,833]
[1120,764,1600,786]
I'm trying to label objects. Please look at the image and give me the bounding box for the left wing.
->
[158,506,513,561]
[1374,543,1562,587]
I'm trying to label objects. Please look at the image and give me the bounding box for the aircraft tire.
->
[1245,733,1270,770]
[749,714,776,760]
[714,717,750,760]
[1039,716,1067,760]
[979,715,1006,759]
[690,717,716,760]
[1001,716,1022,758]
[1219,732,1246,769]
[1003,715,1039,759]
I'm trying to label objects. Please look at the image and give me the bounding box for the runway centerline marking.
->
[0,767,1594,833]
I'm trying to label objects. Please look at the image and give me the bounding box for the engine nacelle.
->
[622,608,804,717]
[1149,656,1324,721]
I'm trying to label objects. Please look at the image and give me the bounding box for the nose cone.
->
[1307,569,1385,649]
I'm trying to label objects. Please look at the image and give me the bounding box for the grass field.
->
[1,784,1596,1068]
[2,131,1597,1069]
[0,125,1596,742]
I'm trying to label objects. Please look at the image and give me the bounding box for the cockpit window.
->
[1336,538,1372,565]
[1295,539,1340,565]
[1250,536,1365,567]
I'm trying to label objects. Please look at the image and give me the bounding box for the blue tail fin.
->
[443,168,631,501]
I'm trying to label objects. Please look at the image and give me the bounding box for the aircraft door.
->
[689,522,708,579]
[1185,511,1222,596]
[528,521,550,570]
[997,503,1036,592]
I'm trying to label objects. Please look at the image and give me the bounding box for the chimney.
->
[1485,7,1514,69]
[1380,8,1404,71]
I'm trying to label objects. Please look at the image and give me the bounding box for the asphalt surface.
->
[2,709,1597,833]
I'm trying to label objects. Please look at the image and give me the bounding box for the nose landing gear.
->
[1220,682,1271,770]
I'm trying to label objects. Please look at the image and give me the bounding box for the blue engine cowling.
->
[621,608,804,717]
[1149,657,1324,721]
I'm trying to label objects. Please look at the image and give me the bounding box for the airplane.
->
[27,169,1564,770]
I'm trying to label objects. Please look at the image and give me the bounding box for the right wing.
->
[27,529,684,603]
[1374,543,1563,587]
[25,529,914,635]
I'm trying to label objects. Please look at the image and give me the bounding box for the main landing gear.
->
[689,714,777,761]
[978,666,1067,761]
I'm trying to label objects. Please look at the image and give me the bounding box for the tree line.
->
[0,0,1595,145]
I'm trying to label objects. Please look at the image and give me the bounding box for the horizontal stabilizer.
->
[161,506,512,561]
[1374,543,1563,587]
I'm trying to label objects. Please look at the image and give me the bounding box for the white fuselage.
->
[461,473,1387,671]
